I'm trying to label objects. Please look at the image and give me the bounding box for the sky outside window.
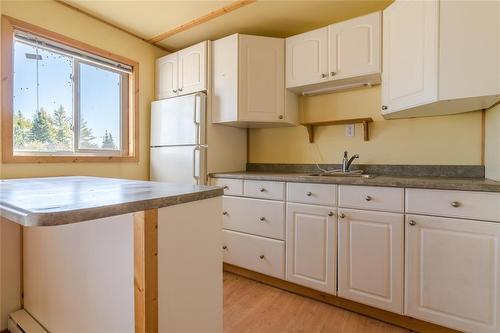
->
[13,39,122,154]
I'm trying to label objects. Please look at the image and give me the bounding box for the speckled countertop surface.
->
[210,171,500,193]
[0,176,222,227]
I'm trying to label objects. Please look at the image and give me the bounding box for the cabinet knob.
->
[451,201,461,208]
[278,115,284,120]
[259,217,266,222]
[172,89,177,93]
[330,72,336,76]
[223,185,229,190]
[222,211,228,216]
[306,191,312,197]
[365,195,373,202]
[260,188,266,193]
[339,213,346,219]
[259,255,265,259]
[328,212,334,217]
[321,73,328,78]
[409,220,417,226]
[381,105,388,110]
[222,245,227,250]
[178,88,183,92]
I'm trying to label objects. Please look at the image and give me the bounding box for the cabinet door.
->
[286,27,328,88]
[239,35,285,122]
[178,41,207,96]
[329,12,381,81]
[212,35,238,123]
[156,53,178,99]
[338,209,403,314]
[406,215,500,333]
[381,0,438,115]
[286,203,336,294]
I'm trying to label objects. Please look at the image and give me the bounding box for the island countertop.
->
[0,176,223,227]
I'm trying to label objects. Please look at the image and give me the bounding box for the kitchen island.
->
[0,176,223,333]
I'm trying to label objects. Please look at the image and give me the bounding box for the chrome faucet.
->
[342,151,359,173]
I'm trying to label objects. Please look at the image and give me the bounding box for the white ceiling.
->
[64,0,393,50]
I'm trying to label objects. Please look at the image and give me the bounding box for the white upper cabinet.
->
[286,28,328,88]
[155,41,207,100]
[382,0,500,119]
[212,34,298,128]
[178,41,207,96]
[156,53,178,99]
[329,12,381,82]
[381,0,438,116]
[405,215,500,333]
[286,12,381,94]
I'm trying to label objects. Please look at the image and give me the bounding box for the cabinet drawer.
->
[339,185,404,213]
[244,180,285,200]
[287,183,337,206]
[211,178,243,196]
[223,197,285,240]
[406,188,500,222]
[222,230,285,279]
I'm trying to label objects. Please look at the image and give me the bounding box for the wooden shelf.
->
[302,117,374,143]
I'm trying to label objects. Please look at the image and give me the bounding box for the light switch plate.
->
[345,124,355,137]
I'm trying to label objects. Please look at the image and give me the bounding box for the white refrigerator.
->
[150,93,208,184]
[150,92,247,185]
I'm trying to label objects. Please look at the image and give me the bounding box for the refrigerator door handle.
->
[193,146,200,182]
[194,94,200,125]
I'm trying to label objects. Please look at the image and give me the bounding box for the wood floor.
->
[224,272,411,333]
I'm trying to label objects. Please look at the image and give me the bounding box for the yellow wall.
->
[249,86,483,165]
[0,0,166,180]
[486,103,500,181]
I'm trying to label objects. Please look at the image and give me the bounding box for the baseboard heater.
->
[8,310,47,333]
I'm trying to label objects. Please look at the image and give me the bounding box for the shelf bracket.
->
[301,117,373,143]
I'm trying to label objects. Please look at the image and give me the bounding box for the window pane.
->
[78,62,122,151]
[13,40,74,153]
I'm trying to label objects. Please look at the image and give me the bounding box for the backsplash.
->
[248,86,483,166]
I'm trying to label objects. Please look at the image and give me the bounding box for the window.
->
[2,16,139,162]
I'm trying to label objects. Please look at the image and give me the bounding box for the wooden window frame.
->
[1,15,140,163]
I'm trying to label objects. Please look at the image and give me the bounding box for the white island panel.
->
[23,214,135,332]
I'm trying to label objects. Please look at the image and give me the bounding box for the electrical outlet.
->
[345,124,355,137]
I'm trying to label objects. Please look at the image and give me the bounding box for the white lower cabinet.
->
[222,229,285,279]
[405,214,500,333]
[338,208,404,314]
[286,203,337,294]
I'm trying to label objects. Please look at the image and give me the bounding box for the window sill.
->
[2,155,138,163]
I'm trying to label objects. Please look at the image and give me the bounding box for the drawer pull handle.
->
[365,195,372,201]
[338,213,345,218]
[259,255,265,259]
[259,217,266,222]
[409,220,417,226]
[451,201,461,208]
[222,211,228,216]
[306,191,313,197]
[260,188,266,192]
[223,186,229,190]
[222,245,227,250]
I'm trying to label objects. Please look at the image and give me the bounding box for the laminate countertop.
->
[0,176,222,227]
[210,172,500,193]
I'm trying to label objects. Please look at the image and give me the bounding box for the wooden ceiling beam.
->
[147,0,257,44]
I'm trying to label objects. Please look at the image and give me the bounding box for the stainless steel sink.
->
[308,172,376,178]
